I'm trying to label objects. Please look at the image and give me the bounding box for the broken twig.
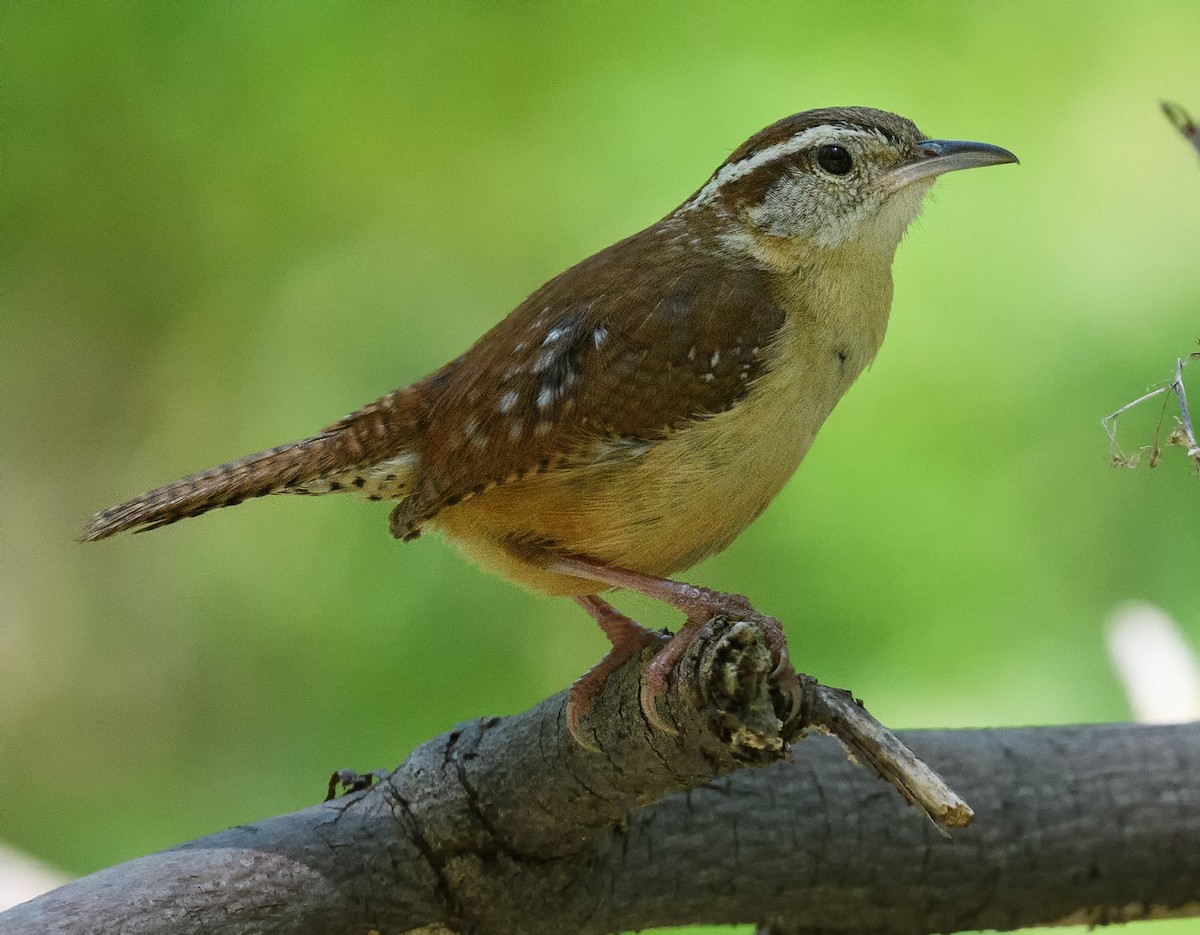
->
[1163,100,1200,159]
[1103,349,1200,470]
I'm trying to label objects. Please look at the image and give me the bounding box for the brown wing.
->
[390,223,786,537]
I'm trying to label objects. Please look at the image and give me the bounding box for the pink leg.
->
[567,594,666,749]
[552,556,800,732]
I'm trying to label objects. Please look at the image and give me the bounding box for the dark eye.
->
[816,144,853,176]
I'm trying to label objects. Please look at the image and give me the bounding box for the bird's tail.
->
[81,385,425,541]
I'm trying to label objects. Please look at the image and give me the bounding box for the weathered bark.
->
[3,617,1197,934]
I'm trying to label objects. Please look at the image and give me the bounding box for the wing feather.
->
[390,224,786,537]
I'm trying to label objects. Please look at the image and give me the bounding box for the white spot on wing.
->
[498,390,519,413]
[592,437,652,464]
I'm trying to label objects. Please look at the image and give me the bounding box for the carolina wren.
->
[84,107,1016,744]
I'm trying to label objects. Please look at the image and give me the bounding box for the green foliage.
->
[3,3,1199,931]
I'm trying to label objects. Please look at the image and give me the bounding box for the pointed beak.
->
[884,138,1019,193]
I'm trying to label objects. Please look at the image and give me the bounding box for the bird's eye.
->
[816,144,853,176]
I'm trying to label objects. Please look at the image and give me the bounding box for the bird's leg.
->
[568,594,667,749]
[551,556,801,733]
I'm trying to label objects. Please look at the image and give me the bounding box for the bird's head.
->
[681,106,1017,265]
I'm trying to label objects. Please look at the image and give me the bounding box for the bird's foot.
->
[636,595,801,734]
[637,616,703,734]
[552,557,803,735]
[568,595,667,750]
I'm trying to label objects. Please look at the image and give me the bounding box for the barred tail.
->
[81,385,427,542]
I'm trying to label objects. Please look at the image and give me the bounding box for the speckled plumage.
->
[83,106,1015,605]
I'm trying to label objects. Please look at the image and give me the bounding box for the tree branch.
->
[3,616,1197,934]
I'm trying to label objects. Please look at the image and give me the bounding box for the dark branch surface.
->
[4,615,1198,934]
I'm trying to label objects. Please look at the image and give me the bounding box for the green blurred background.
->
[3,3,1200,932]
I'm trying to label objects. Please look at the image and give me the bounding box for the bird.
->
[83,106,1017,746]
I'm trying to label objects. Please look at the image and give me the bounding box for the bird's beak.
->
[883,138,1019,194]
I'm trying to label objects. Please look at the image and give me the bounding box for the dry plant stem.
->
[1163,100,1200,158]
[808,683,973,830]
[1173,354,1200,455]
[1103,353,1200,466]
[1101,103,1200,469]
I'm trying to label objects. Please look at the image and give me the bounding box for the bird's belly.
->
[433,353,844,596]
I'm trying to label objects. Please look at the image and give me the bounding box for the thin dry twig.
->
[1101,105,1200,471]
[1103,349,1200,470]
[673,616,972,830]
[806,683,973,831]
[1163,100,1200,158]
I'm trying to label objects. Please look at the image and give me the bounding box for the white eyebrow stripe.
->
[684,125,883,209]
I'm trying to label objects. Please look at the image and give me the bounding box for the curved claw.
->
[638,662,679,735]
[556,561,802,741]
[770,647,804,726]
[635,617,705,735]
[564,691,603,753]
[567,594,667,750]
